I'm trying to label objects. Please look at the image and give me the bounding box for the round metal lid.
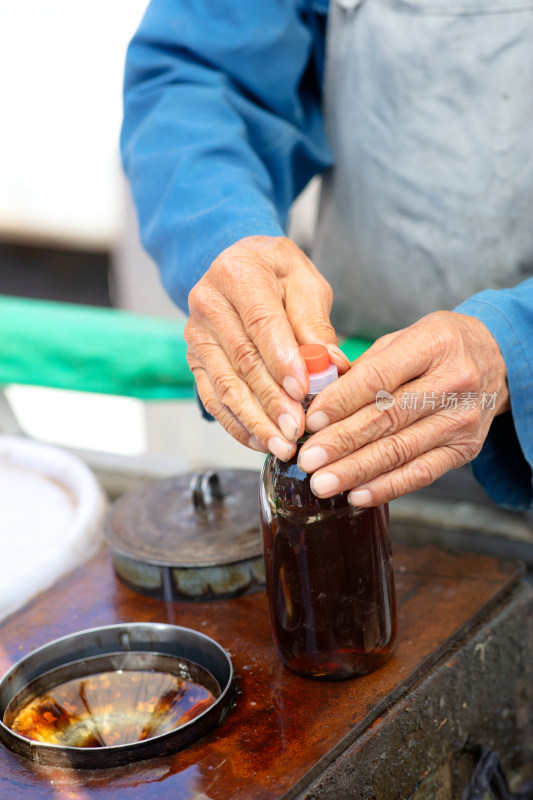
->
[104,469,262,568]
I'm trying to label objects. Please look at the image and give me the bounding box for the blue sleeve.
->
[120,0,331,312]
[454,278,533,510]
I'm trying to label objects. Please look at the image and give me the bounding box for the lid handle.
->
[191,471,225,510]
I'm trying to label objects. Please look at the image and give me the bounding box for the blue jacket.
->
[121,0,533,510]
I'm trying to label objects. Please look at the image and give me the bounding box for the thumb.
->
[324,342,352,375]
[286,279,351,375]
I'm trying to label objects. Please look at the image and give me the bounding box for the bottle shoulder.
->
[260,451,350,518]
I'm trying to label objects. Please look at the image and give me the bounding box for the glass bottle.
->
[260,344,397,679]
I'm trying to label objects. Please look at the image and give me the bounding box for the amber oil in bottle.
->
[260,344,397,679]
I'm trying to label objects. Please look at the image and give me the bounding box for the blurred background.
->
[0,0,266,477]
[2,0,532,594]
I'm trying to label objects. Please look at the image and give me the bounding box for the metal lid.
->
[104,469,262,569]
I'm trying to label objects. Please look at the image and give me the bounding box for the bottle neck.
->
[302,393,315,414]
[307,363,338,396]
[298,363,339,442]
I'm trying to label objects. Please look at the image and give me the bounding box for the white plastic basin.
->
[0,436,107,620]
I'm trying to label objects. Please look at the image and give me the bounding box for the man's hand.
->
[185,235,350,460]
[298,311,509,506]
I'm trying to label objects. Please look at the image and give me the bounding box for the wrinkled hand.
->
[185,236,350,459]
[298,311,509,507]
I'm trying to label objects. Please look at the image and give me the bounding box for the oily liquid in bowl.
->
[4,653,219,748]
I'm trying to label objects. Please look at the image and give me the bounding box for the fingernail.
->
[278,413,300,442]
[298,446,328,473]
[306,411,330,432]
[327,344,350,365]
[349,489,373,507]
[311,472,340,497]
[248,436,268,454]
[268,436,292,461]
[283,376,305,402]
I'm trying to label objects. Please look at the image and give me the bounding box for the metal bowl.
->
[0,623,234,768]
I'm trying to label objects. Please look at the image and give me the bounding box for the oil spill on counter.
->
[0,544,522,800]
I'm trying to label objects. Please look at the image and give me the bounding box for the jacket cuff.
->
[454,291,533,510]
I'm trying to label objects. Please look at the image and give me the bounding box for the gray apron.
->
[313,0,533,339]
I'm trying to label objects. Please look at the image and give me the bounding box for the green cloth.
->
[0,295,372,400]
[338,336,372,364]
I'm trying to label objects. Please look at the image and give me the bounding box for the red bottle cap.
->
[298,343,330,374]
